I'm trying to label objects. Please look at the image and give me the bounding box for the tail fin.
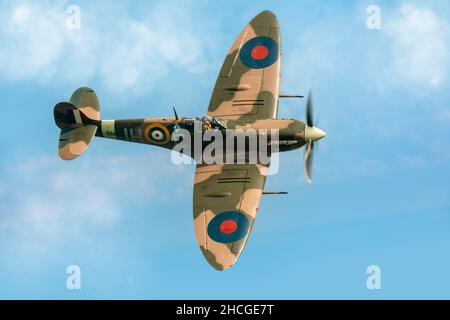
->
[54,87,100,160]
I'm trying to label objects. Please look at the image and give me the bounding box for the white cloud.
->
[384,4,450,87]
[0,1,213,92]
[398,154,426,169]
[0,151,192,254]
[0,3,65,82]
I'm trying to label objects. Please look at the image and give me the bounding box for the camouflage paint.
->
[53,11,322,271]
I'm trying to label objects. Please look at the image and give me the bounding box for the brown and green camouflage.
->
[53,11,325,270]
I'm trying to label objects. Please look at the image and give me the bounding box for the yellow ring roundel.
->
[144,123,171,145]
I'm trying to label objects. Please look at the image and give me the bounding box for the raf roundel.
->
[240,36,279,69]
[144,123,171,145]
[207,211,250,244]
[220,220,238,234]
[251,45,269,60]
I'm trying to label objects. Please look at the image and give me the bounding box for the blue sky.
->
[0,0,449,299]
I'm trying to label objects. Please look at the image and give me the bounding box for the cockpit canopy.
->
[182,116,226,130]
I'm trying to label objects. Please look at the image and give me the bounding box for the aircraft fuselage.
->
[92,117,307,160]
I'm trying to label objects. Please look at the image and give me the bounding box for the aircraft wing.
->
[207,10,281,122]
[193,163,268,270]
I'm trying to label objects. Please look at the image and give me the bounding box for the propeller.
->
[303,91,326,184]
[304,141,314,183]
[306,91,314,127]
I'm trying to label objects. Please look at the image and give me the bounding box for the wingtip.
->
[211,263,233,272]
[200,247,237,271]
[257,10,276,17]
[250,10,278,28]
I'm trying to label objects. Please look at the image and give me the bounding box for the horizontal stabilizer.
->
[59,126,97,160]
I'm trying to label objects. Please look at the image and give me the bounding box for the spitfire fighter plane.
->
[53,11,326,270]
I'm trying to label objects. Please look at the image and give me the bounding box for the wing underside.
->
[194,11,280,270]
[193,163,268,270]
[207,11,281,122]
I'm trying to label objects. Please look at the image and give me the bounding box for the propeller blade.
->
[304,142,314,184]
[306,91,314,127]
